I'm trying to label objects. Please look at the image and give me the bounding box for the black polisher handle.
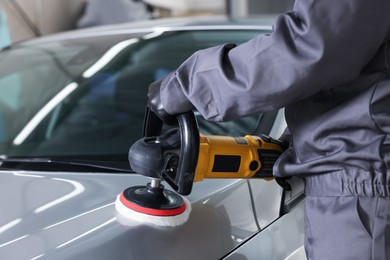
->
[175,112,199,195]
[143,107,200,195]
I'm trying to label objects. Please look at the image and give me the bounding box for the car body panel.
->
[224,200,305,260]
[0,170,282,259]
[14,15,276,46]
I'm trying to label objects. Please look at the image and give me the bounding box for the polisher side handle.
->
[143,107,163,138]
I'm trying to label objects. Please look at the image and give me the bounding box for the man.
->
[148,0,390,259]
[76,0,151,28]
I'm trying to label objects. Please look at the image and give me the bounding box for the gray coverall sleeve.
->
[160,0,390,121]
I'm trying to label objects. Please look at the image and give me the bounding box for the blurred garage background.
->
[0,0,293,45]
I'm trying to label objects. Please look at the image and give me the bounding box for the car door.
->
[224,177,306,260]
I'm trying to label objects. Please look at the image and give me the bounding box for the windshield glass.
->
[0,29,274,165]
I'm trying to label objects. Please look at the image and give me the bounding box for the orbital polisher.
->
[115,108,287,227]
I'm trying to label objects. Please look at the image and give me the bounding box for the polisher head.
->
[115,183,191,227]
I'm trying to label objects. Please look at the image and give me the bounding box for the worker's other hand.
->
[147,77,177,125]
[275,176,292,191]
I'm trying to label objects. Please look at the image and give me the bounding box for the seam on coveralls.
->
[369,75,388,135]
[386,40,390,72]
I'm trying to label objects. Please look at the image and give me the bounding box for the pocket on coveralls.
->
[304,196,373,260]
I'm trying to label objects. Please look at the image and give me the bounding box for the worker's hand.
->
[147,77,177,125]
[274,128,292,191]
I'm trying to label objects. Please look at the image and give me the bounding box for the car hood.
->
[0,170,258,260]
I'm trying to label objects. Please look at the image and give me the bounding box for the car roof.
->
[15,15,276,46]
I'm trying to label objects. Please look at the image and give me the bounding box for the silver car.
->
[0,16,305,260]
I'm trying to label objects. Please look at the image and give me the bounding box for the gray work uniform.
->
[159,0,390,259]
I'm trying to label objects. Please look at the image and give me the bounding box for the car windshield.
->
[0,29,275,168]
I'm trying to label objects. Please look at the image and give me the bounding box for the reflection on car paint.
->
[34,178,85,213]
